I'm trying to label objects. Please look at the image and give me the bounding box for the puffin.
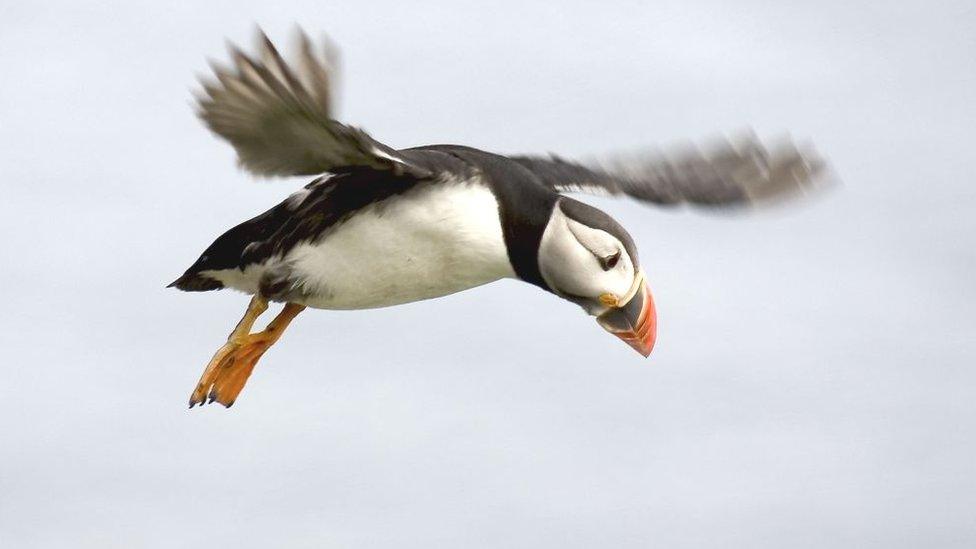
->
[171,30,827,408]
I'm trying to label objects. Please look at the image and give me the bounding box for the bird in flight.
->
[172,29,827,408]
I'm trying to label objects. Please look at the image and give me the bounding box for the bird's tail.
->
[168,272,223,292]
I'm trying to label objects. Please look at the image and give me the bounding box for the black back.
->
[170,166,423,290]
[171,147,562,293]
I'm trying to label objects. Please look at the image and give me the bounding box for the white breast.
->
[283,179,515,310]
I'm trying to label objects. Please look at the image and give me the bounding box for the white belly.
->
[283,180,515,309]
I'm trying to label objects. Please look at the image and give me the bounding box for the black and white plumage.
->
[172,30,828,408]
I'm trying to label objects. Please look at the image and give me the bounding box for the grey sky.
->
[1,1,974,547]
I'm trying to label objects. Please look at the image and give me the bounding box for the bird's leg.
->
[204,302,305,407]
[189,296,305,408]
[188,295,269,408]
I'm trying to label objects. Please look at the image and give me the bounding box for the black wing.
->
[511,135,829,208]
[196,29,430,178]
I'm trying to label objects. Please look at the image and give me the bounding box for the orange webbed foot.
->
[188,298,304,409]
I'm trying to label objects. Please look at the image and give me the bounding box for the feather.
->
[195,28,430,179]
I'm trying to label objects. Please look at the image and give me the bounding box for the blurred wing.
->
[197,29,430,178]
[511,135,829,208]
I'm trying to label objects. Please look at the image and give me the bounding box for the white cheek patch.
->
[539,207,636,299]
[539,213,587,291]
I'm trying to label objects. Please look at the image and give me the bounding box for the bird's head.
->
[538,198,656,357]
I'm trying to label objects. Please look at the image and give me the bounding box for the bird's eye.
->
[600,251,621,271]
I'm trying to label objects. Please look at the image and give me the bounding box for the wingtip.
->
[294,25,312,47]
[742,138,837,206]
[253,25,276,55]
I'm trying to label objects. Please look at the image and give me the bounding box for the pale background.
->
[1,1,974,547]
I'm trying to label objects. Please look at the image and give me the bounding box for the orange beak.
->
[596,277,657,357]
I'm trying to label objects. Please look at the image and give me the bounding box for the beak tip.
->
[631,339,655,358]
